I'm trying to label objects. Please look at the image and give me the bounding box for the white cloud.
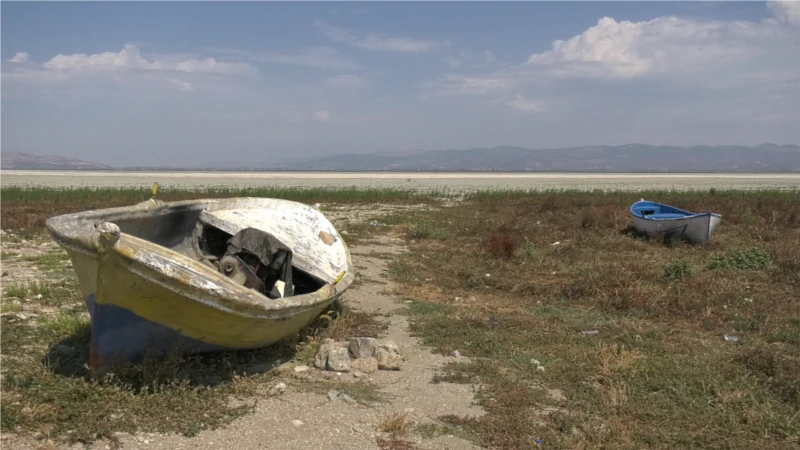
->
[209,47,359,70]
[314,110,332,122]
[523,14,796,80]
[165,77,195,92]
[42,44,257,76]
[315,21,449,53]
[768,1,800,26]
[326,74,366,88]
[422,7,798,131]
[7,52,30,63]
[506,94,545,113]
[425,75,509,96]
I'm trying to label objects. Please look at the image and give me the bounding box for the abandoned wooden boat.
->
[45,197,354,370]
[630,199,722,244]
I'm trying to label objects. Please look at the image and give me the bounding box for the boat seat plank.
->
[643,213,688,219]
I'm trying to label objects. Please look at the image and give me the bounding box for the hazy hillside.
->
[1,152,112,170]
[2,144,798,172]
[271,144,800,172]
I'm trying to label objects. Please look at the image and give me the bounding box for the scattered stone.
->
[294,365,310,373]
[547,389,567,402]
[268,383,287,396]
[452,350,461,357]
[327,347,351,372]
[291,420,304,427]
[328,390,340,401]
[352,370,367,379]
[314,340,336,369]
[340,393,356,404]
[351,357,378,374]
[375,347,402,370]
[14,313,28,321]
[378,339,400,355]
[349,337,378,359]
[34,294,43,300]
[581,330,599,336]
[530,358,542,368]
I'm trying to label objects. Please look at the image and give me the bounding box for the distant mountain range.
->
[1,151,111,170]
[2,144,798,172]
[270,144,800,172]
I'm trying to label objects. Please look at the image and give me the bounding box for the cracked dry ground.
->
[1,204,486,450]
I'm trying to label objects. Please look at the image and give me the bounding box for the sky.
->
[2,1,799,167]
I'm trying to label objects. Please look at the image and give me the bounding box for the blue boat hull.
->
[85,293,227,368]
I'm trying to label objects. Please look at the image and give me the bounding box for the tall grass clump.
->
[708,247,773,271]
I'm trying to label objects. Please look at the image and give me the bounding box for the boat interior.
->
[95,203,327,298]
[631,202,692,219]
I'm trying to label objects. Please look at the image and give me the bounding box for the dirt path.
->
[2,215,485,450]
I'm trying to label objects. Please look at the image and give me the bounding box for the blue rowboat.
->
[630,199,722,243]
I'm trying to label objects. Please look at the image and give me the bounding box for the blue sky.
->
[2,1,799,167]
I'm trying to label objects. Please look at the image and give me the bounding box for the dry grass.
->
[390,189,800,449]
[379,411,411,435]
[0,186,434,235]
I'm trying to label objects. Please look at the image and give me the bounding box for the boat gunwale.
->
[629,199,722,221]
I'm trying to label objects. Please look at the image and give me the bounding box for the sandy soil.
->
[3,170,799,192]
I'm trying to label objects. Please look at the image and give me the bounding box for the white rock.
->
[268,383,287,396]
[351,357,378,374]
[348,337,378,359]
[294,365,310,373]
[314,341,335,369]
[375,347,402,370]
[327,347,351,372]
[547,389,566,402]
[292,420,304,427]
[378,340,400,355]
